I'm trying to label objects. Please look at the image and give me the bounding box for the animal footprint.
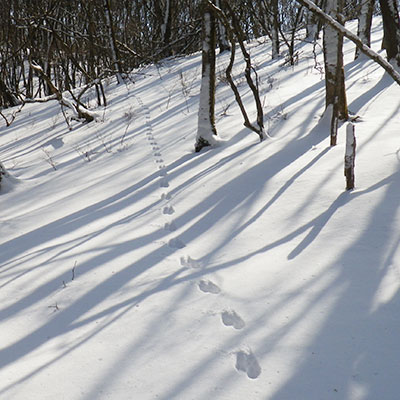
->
[180,255,201,269]
[221,310,245,330]
[235,349,261,379]
[198,279,221,294]
[168,238,186,249]
[163,205,175,215]
[161,192,171,200]
[160,178,169,188]
[164,221,176,232]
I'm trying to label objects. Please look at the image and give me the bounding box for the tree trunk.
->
[379,0,400,66]
[195,0,218,152]
[104,0,123,84]
[215,0,230,53]
[305,0,323,41]
[0,78,21,108]
[296,0,400,86]
[322,0,347,145]
[344,122,356,190]
[355,0,374,59]
[271,0,280,59]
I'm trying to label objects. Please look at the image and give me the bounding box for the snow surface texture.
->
[1,18,400,400]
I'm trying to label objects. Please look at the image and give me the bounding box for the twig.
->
[72,260,77,280]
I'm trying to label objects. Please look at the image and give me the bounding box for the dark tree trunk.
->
[379,0,400,66]
[271,0,280,59]
[0,78,21,108]
[103,0,123,83]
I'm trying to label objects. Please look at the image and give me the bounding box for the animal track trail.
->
[136,95,168,180]
[136,97,189,253]
[138,99,263,372]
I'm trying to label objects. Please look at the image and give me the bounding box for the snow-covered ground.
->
[1,19,399,400]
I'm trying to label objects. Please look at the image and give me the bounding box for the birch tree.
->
[296,0,400,86]
[322,0,347,145]
[160,0,172,47]
[215,0,230,52]
[103,0,123,84]
[355,0,375,59]
[344,123,356,190]
[305,0,323,41]
[195,0,218,152]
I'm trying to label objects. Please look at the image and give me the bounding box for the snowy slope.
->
[1,18,400,400]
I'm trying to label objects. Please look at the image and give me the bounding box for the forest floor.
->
[1,18,400,400]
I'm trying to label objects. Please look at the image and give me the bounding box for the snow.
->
[1,18,400,400]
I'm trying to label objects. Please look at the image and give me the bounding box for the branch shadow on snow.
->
[2,31,399,398]
[268,168,400,399]
[0,108,332,398]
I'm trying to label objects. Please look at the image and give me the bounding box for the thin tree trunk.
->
[323,0,347,117]
[215,0,230,53]
[322,0,347,145]
[0,77,21,107]
[195,0,218,152]
[379,0,400,66]
[104,0,123,84]
[271,0,280,59]
[355,0,374,59]
[344,122,356,190]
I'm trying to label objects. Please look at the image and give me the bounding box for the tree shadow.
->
[268,168,400,399]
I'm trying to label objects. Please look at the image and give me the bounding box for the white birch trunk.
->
[323,0,340,103]
[196,6,218,152]
[161,0,170,44]
[104,0,123,84]
[305,8,319,41]
[197,62,217,146]
[215,0,230,53]
[322,0,347,144]
[344,122,356,190]
[355,0,374,59]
